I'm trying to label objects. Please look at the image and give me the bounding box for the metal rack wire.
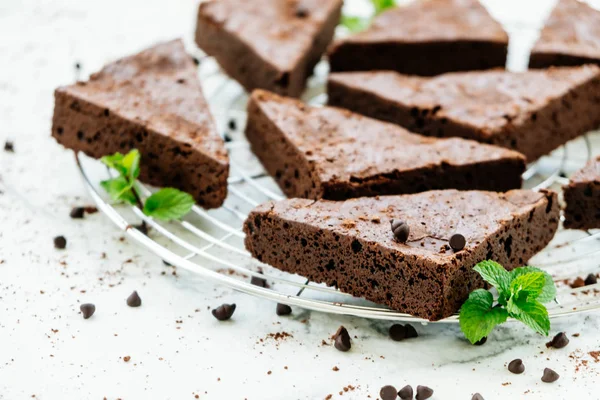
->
[74,53,600,323]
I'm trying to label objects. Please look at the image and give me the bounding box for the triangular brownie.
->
[246,90,526,200]
[328,66,600,161]
[530,0,600,68]
[52,39,229,209]
[328,0,508,75]
[563,156,600,230]
[195,0,343,97]
[244,189,559,320]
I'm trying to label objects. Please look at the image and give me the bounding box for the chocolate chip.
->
[4,141,14,152]
[398,385,413,399]
[546,332,569,349]
[541,368,559,383]
[251,274,268,288]
[380,385,397,400]
[295,5,309,18]
[70,207,85,219]
[224,133,233,142]
[389,324,406,341]
[276,303,292,316]
[54,236,67,249]
[474,336,487,346]
[126,291,142,307]
[80,303,95,319]
[404,324,418,338]
[472,394,484,400]
[584,273,597,286]
[508,359,524,374]
[449,233,466,251]
[212,303,236,321]
[334,326,351,352]
[391,219,410,242]
[228,119,237,131]
[134,223,149,236]
[416,385,433,400]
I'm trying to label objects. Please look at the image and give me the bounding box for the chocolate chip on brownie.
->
[391,220,410,243]
[449,233,466,251]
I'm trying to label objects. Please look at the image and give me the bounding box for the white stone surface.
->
[1,0,600,399]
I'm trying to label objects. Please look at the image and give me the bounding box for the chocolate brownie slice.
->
[244,189,559,320]
[328,0,508,76]
[195,0,342,97]
[529,0,600,68]
[246,90,525,200]
[563,156,600,230]
[52,39,229,209]
[328,66,600,161]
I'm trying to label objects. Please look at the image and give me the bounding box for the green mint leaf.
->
[473,260,511,297]
[101,152,127,176]
[372,0,396,14]
[507,297,550,336]
[511,266,556,303]
[510,271,546,301]
[121,149,141,181]
[459,289,508,344]
[341,15,371,33]
[143,188,194,221]
[100,177,137,205]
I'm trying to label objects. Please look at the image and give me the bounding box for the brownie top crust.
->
[328,66,600,138]
[250,189,554,268]
[56,39,228,166]
[532,0,600,60]
[198,0,343,72]
[569,156,600,184]
[334,0,506,44]
[250,90,525,185]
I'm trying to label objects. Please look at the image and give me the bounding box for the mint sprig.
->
[101,149,194,221]
[341,0,396,33]
[459,261,556,344]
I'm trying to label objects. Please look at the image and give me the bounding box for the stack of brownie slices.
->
[51,0,600,320]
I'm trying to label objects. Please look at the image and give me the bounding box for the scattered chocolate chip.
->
[212,303,236,321]
[449,233,466,251]
[416,385,433,400]
[126,291,142,307]
[54,236,67,249]
[80,303,95,319]
[508,359,524,374]
[389,324,406,341]
[546,332,569,349]
[570,277,585,288]
[276,303,292,316]
[4,141,14,152]
[251,274,268,288]
[334,326,351,352]
[75,62,81,70]
[472,394,484,400]
[228,119,237,131]
[70,207,85,219]
[295,5,309,18]
[474,336,487,346]
[391,219,410,242]
[380,385,397,400]
[404,324,418,338]
[398,385,413,399]
[541,368,559,383]
[584,273,597,286]
[192,56,200,66]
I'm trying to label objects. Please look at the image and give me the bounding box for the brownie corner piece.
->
[195,0,342,97]
[563,156,600,230]
[51,39,229,209]
[243,189,559,320]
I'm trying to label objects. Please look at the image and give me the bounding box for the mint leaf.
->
[143,188,194,221]
[100,177,136,205]
[473,260,511,297]
[511,267,556,303]
[459,289,508,344]
[510,271,546,301]
[121,149,141,181]
[101,152,128,176]
[373,0,395,14]
[507,297,550,336]
[341,15,370,33]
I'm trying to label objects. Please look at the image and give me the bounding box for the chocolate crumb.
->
[379,385,397,400]
[75,62,81,70]
[541,368,559,383]
[474,336,487,346]
[192,56,200,66]
[333,326,351,352]
[295,5,309,18]
[584,273,597,286]
[126,291,142,307]
[570,277,585,288]
[508,359,524,374]
[546,332,569,349]
[332,366,339,371]
[391,219,410,242]
[123,356,131,362]
[572,333,580,337]
[70,207,85,219]
[472,394,484,400]
[449,233,466,251]
[212,303,236,321]
[54,236,67,249]
[80,303,95,319]
[4,141,14,152]
[228,119,237,131]
[224,133,233,143]
[398,385,413,399]
[251,274,269,288]
[416,385,433,400]
[276,303,292,316]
